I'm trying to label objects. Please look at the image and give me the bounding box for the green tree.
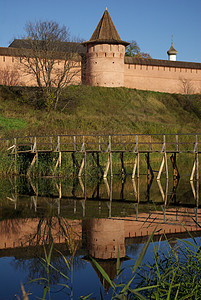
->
[125,40,151,58]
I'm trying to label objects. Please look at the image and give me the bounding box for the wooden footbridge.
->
[3,133,200,181]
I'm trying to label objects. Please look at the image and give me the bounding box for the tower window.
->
[113,53,115,57]
[12,57,14,63]
[3,56,5,62]
[105,53,107,57]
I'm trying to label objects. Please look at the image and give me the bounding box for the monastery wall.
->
[0,47,201,94]
[0,48,82,87]
[124,62,201,94]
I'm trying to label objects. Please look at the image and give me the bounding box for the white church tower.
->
[167,36,177,61]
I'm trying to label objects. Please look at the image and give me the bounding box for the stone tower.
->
[82,9,129,87]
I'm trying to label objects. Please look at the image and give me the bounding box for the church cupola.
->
[167,37,177,61]
[82,9,129,87]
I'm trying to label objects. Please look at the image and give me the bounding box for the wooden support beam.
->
[157,180,165,201]
[165,179,168,206]
[104,178,110,197]
[14,138,17,174]
[161,205,166,222]
[157,155,165,180]
[190,154,198,181]
[27,152,38,176]
[164,152,168,180]
[54,152,61,173]
[196,179,199,208]
[81,200,85,217]
[103,153,112,178]
[92,152,104,176]
[170,153,180,179]
[103,156,110,178]
[132,155,138,179]
[132,178,137,201]
[57,198,61,215]
[134,203,138,220]
[78,176,85,194]
[72,152,80,171]
[120,152,126,177]
[137,153,139,178]
[110,152,113,178]
[55,181,62,199]
[190,181,196,200]
[31,196,37,212]
[196,152,199,181]
[120,177,126,200]
[145,153,154,179]
[137,177,140,203]
[78,157,85,178]
[146,153,150,177]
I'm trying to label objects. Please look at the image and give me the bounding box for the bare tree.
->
[0,67,22,86]
[179,77,194,94]
[20,20,82,110]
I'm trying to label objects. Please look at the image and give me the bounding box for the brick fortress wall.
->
[0,47,201,94]
[124,58,201,94]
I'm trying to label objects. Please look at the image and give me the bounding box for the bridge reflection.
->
[0,174,200,260]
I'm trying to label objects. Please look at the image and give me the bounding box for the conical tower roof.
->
[167,43,177,55]
[82,9,129,46]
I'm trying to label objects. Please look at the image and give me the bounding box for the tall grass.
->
[20,227,201,299]
[0,85,200,137]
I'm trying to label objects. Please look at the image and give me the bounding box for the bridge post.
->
[14,138,17,174]
[120,152,126,177]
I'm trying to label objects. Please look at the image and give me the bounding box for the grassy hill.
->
[0,85,200,138]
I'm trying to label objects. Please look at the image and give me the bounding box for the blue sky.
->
[0,0,200,62]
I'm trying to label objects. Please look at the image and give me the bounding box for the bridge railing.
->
[1,133,200,154]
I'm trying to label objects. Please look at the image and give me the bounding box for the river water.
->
[0,173,200,299]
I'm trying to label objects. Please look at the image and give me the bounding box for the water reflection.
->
[0,175,200,298]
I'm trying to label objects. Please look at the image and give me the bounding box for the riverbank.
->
[0,85,200,138]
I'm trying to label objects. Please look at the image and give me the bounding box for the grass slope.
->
[0,85,200,138]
